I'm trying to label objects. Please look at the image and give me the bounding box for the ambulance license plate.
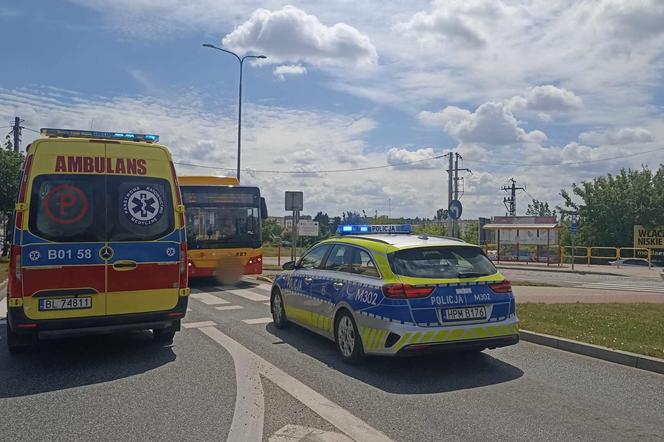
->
[39,297,92,311]
[441,306,487,322]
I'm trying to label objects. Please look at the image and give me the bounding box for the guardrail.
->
[561,246,652,268]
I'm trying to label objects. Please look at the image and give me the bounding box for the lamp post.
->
[203,43,266,182]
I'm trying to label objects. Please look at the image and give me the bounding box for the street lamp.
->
[203,43,267,182]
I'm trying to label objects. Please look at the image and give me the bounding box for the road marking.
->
[216,305,244,311]
[264,302,272,307]
[224,288,270,302]
[187,307,192,312]
[191,293,230,305]
[182,321,217,329]
[242,317,272,325]
[576,282,664,293]
[269,425,352,442]
[198,326,393,442]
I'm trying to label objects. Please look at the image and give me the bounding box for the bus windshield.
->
[182,186,262,249]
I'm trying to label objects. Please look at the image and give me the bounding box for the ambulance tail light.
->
[489,280,512,294]
[382,283,433,299]
[179,242,188,288]
[9,245,22,298]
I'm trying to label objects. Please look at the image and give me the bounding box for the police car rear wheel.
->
[335,311,364,364]
[271,290,289,329]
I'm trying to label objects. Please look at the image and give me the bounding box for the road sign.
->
[297,220,319,237]
[448,199,463,220]
[571,213,578,235]
[285,191,303,211]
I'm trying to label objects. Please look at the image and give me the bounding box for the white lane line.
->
[264,302,272,307]
[187,307,192,312]
[183,321,217,329]
[242,317,272,325]
[191,293,230,305]
[198,326,393,442]
[216,305,244,311]
[269,424,352,442]
[199,326,264,442]
[226,289,270,302]
[0,296,7,320]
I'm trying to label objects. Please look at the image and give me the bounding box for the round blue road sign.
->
[449,199,463,220]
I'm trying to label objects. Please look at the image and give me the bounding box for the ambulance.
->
[5,128,189,354]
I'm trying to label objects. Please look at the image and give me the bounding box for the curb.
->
[255,275,275,284]
[497,265,625,277]
[520,329,664,375]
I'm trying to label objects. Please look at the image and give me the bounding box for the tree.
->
[0,148,24,256]
[414,223,447,237]
[526,199,556,217]
[341,211,363,225]
[261,218,283,244]
[461,220,479,244]
[313,211,331,237]
[558,166,664,247]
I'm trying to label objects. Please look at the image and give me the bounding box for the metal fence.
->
[560,246,652,268]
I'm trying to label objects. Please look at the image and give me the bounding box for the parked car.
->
[608,258,650,267]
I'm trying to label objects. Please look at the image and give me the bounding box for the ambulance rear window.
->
[107,176,174,241]
[29,175,106,242]
[389,246,497,279]
[28,175,174,242]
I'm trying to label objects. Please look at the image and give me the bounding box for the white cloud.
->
[222,6,378,68]
[509,85,583,112]
[386,147,441,169]
[419,102,547,145]
[579,127,655,145]
[273,64,307,80]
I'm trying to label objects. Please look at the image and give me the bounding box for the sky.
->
[2,0,664,219]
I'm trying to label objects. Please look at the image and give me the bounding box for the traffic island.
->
[518,303,664,374]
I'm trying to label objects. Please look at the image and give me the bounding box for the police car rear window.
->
[29,174,174,242]
[389,246,497,279]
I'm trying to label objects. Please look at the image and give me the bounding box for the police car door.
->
[286,244,331,324]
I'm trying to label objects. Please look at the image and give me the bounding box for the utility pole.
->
[502,178,525,216]
[11,117,24,152]
[447,153,454,237]
[453,153,471,237]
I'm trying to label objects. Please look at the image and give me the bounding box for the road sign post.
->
[448,199,463,238]
[285,191,304,263]
[571,213,578,270]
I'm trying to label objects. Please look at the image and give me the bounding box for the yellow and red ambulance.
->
[5,128,189,354]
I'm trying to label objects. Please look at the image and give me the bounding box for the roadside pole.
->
[285,191,303,264]
[447,153,453,237]
[571,212,578,270]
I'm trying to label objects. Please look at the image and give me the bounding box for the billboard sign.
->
[634,225,664,249]
[297,220,319,237]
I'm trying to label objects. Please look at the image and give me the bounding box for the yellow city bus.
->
[179,176,267,279]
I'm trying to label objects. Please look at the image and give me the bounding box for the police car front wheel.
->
[271,289,289,329]
[335,311,364,364]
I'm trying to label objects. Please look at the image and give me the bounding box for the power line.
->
[174,145,664,175]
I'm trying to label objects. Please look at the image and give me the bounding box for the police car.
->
[270,225,518,363]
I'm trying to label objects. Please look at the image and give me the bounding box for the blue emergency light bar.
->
[40,128,159,143]
[337,224,412,235]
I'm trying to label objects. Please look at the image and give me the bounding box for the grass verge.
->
[518,303,664,359]
[0,256,8,282]
[262,246,305,258]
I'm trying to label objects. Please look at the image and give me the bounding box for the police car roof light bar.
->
[336,224,412,235]
[40,128,159,143]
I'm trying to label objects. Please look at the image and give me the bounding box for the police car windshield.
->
[389,246,496,279]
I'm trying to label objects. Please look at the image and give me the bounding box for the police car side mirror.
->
[282,261,296,270]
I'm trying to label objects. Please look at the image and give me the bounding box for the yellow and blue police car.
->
[270,225,518,364]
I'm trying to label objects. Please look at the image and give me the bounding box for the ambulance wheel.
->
[153,325,177,344]
[6,322,32,355]
[271,289,289,329]
[335,310,365,365]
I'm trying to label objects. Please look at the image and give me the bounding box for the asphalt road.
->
[1,279,663,441]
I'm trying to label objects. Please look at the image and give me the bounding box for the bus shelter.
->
[483,222,560,265]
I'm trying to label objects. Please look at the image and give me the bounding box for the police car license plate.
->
[39,297,92,311]
[441,306,487,322]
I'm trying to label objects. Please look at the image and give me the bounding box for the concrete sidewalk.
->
[514,285,664,303]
